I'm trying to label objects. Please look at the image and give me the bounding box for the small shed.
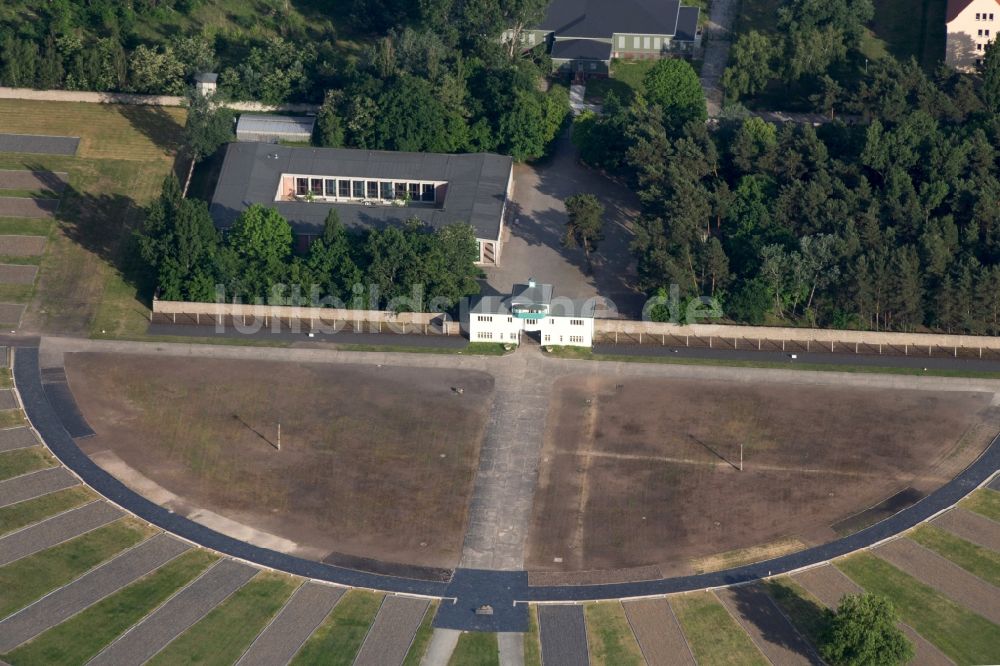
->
[236,114,316,144]
[194,72,218,97]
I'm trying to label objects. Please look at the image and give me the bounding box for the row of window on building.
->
[475,331,519,340]
[293,177,437,203]
[543,334,585,343]
[475,315,585,325]
[617,35,670,50]
[976,12,996,20]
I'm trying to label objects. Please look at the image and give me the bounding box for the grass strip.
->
[0,486,95,536]
[909,526,1000,587]
[960,488,1000,522]
[0,517,155,618]
[448,631,499,666]
[0,409,26,430]
[4,549,217,665]
[0,218,51,236]
[402,599,439,666]
[763,578,831,648]
[0,367,13,388]
[836,552,1000,664]
[0,283,35,303]
[148,572,298,666]
[0,445,54,481]
[291,589,384,666]
[670,592,769,666]
[524,605,542,666]
[584,601,645,666]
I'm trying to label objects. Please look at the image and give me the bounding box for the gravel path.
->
[622,598,695,666]
[498,632,525,666]
[354,595,429,666]
[0,427,37,452]
[0,466,78,507]
[0,500,122,565]
[421,628,461,666]
[0,265,37,285]
[89,558,258,666]
[0,134,79,156]
[237,582,343,666]
[874,537,1000,625]
[0,533,189,651]
[793,564,954,666]
[538,605,589,666]
[0,237,46,257]
[715,585,822,665]
[0,170,68,192]
[0,198,59,219]
[0,389,18,410]
[932,508,1000,551]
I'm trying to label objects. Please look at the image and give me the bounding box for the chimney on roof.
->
[528,278,536,288]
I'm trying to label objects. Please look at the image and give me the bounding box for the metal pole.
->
[277,423,281,451]
[740,443,743,471]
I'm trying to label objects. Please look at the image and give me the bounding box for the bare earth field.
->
[65,352,494,569]
[527,376,996,575]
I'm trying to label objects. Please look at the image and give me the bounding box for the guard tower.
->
[194,72,218,97]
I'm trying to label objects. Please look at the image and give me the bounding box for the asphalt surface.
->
[0,500,121,566]
[14,345,1000,630]
[146,322,468,350]
[538,605,589,666]
[88,558,258,666]
[0,533,190,652]
[236,582,343,666]
[353,595,429,666]
[0,466,78,507]
[0,426,38,452]
[41,380,95,438]
[0,134,79,156]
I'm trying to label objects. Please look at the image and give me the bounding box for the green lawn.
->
[863,0,946,69]
[402,600,439,666]
[291,590,383,666]
[524,606,542,666]
[4,549,217,665]
[909,527,1000,588]
[671,592,769,666]
[764,579,831,648]
[960,488,1000,522]
[0,446,55,481]
[837,552,1000,665]
[0,518,156,618]
[0,410,26,430]
[0,486,96,537]
[148,572,298,666]
[0,218,52,237]
[448,631,499,666]
[584,602,645,666]
[0,284,36,303]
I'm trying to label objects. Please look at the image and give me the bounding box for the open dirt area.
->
[0,170,67,192]
[65,352,494,570]
[0,198,59,218]
[527,375,997,575]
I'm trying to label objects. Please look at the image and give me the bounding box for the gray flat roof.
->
[551,38,613,61]
[236,114,316,137]
[511,282,553,306]
[539,0,682,39]
[210,142,513,240]
[675,6,700,41]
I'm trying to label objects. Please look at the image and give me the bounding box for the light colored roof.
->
[236,114,315,137]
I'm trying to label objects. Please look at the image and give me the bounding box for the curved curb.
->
[13,345,1000,608]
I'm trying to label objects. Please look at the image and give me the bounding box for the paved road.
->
[0,466,77,507]
[0,500,121,565]
[699,0,737,116]
[237,582,343,666]
[14,342,1000,630]
[0,533,190,652]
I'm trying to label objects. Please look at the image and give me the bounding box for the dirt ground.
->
[527,376,997,575]
[65,353,494,569]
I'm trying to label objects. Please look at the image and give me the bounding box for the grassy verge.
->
[960,488,1000,522]
[0,218,52,236]
[670,592,769,666]
[547,346,1000,379]
[402,600,439,666]
[0,409,26,430]
[584,602,645,666]
[0,486,96,537]
[524,605,542,666]
[4,549,218,665]
[0,517,156,618]
[148,572,298,666]
[763,579,831,648]
[0,445,54,481]
[0,284,36,303]
[909,527,1000,587]
[448,631,499,666]
[0,367,13,389]
[291,589,383,666]
[836,552,1000,664]
[0,255,42,266]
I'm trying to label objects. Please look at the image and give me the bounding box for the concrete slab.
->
[0,236,45,257]
[0,264,37,285]
[932,508,1000,552]
[0,134,79,156]
[538,605,589,666]
[421,628,461,666]
[236,582,344,666]
[715,585,822,665]
[0,427,37,452]
[0,466,78,507]
[0,533,189,651]
[0,170,68,192]
[623,598,695,666]
[498,632,524,666]
[354,595,429,666]
[0,500,122,565]
[89,559,259,666]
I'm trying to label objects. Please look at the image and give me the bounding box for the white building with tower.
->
[467,279,596,347]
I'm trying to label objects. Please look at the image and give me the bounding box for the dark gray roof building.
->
[539,0,683,38]
[210,142,514,264]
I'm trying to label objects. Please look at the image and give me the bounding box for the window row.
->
[294,177,436,203]
[975,12,995,20]
[979,28,992,36]
[617,35,668,50]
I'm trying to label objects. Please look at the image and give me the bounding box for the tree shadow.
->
[116,104,186,157]
[729,583,827,664]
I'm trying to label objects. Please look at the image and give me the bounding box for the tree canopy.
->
[821,593,913,666]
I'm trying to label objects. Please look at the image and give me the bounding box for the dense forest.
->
[139,175,482,310]
[574,0,1000,333]
[0,0,567,160]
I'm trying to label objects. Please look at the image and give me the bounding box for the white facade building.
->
[467,279,597,347]
[947,0,1000,70]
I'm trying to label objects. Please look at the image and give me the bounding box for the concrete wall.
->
[595,319,1000,351]
[0,87,319,113]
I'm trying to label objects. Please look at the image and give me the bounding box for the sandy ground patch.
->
[0,170,67,192]
[0,237,45,257]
